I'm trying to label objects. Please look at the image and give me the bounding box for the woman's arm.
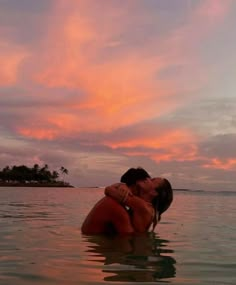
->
[105,184,154,232]
[104,183,132,203]
[124,195,154,232]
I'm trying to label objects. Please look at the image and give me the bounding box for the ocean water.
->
[0,187,235,285]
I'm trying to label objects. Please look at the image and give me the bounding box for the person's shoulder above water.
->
[81,196,134,235]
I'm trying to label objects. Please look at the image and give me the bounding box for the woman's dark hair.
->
[152,178,173,230]
[120,167,150,186]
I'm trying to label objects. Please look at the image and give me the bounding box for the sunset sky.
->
[0,0,236,191]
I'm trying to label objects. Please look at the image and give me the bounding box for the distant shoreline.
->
[0,182,74,188]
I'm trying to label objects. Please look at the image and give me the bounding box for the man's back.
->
[81,196,134,235]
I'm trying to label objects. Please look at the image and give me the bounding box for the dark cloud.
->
[199,134,236,159]
[0,0,53,45]
[151,159,236,191]
[166,97,236,135]
[0,0,52,13]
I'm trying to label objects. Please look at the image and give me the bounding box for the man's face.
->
[136,177,157,199]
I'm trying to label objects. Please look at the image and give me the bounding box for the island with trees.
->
[0,164,73,187]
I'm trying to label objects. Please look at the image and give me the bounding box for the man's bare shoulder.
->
[92,196,127,211]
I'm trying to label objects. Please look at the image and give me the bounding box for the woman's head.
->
[151,178,173,229]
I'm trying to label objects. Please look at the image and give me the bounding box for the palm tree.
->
[2,166,11,182]
[52,170,59,181]
[60,166,68,182]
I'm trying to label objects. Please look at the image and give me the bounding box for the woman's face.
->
[136,178,157,199]
[152,178,164,189]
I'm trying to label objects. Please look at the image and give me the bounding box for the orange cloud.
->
[16,113,80,140]
[13,0,233,144]
[203,158,236,170]
[105,129,194,149]
[18,127,59,140]
[32,1,203,132]
[196,0,232,24]
[47,114,79,130]
[104,128,199,162]
[0,42,28,86]
[32,0,232,131]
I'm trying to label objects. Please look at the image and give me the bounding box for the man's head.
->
[120,167,155,198]
[120,167,151,186]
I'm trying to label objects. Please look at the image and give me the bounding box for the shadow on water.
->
[83,232,176,283]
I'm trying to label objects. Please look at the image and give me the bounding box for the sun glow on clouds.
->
[18,127,59,140]
[104,128,198,162]
[0,42,28,86]
[106,129,195,149]
[17,113,79,140]
[1,0,235,189]
[33,0,202,133]
[14,0,234,167]
[203,158,236,170]
[31,0,232,127]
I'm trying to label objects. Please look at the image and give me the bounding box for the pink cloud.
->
[18,127,59,140]
[30,2,201,134]
[203,158,236,170]
[0,42,28,86]
[196,0,232,24]
[7,0,233,172]
[103,127,199,162]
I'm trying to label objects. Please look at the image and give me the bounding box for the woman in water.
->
[105,175,173,232]
[81,168,173,235]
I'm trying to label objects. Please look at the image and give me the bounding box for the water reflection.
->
[84,232,176,283]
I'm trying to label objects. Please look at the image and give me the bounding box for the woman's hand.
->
[105,183,133,203]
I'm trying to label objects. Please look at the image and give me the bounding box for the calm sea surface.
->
[0,187,235,285]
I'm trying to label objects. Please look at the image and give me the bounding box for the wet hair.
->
[120,167,151,186]
[152,178,173,230]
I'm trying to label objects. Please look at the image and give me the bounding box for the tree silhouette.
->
[60,166,68,182]
[0,165,70,186]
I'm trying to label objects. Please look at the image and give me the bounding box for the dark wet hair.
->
[120,167,151,186]
[152,178,173,230]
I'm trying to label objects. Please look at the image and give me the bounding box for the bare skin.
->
[81,178,164,235]
[104,179,158,232]
[81,196,134,235]
[121,194,155,232]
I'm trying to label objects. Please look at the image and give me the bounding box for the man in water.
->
[81,168,173,235]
